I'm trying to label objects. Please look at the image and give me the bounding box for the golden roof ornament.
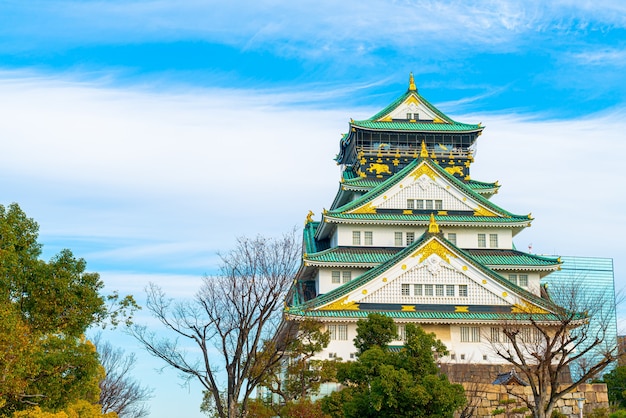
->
[420,140,429,158]
[409,72,417,92]
[428,213,440,234]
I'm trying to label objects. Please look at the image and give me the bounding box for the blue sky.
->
[1,1,626,416]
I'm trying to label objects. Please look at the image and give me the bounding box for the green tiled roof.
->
[352,120,482,132]
[302,246,558,268]
[286,309,570,322]
[326,213,530,224]
[366,88,482,132]
[341,176,498,193]
[465,249,560,268]
[305,247,400,265]
[296,233,564,316]
[329,158,527,221]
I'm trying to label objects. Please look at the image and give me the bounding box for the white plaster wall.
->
[317,267,368,294]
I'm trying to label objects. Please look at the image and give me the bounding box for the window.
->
[364,231,373,246]
[338,325,348,340]
[509,274,528,287]
[353,231,361,245]
[489,233,498,248]
[519,274,528,286]
[394,232,403,246]
[424,284,434,296]
[328,325,337,340]
[406,232,415,245]
[414,284,423,296]
[460,326,481,342]
[448,233,457,245]
[398,325,406,341]
[329,325,348,341]
[425,200,433,210]
[332,271,351,284]
[483,354,488,361]
[446,285,455,297]
[491,327,501,343]
[436,284,444,296]
[407,199,415,209]
[401,284,410,296]
[478,233,486,248]
[450,353,456,360]
[459,285,468,297]
[415,200,424,210]
[406,113,412,120]
[460,354,466,360]
[435,200,443,210]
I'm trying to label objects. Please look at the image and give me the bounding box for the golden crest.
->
[349,202,376,214]
[413,240,454,263]
[410,163,437,181]
[320,296,360,311]
[473,206,498,217]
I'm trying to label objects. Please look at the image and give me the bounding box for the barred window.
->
[436,284,444,296]
[461,326,481,342]
[338,325,348,340]
[407,199,415,209]
[435,200,443,210]
[446,285,455,296]
[489,233,498,248]
[342,271,352,283]
[414,284,423,296]
[331,271,341,284]
[394,232,403,246]
[519,274,528,286]
[353,231,361,245]
[509,274,518,285]
[491,327,501,343]
[406,232,415,245]
[478,233,486,248]
[328,325,337,340]
[401,284,411,296]
[364,231,373,245]
[424,284,434,296]
[459,285,468,297]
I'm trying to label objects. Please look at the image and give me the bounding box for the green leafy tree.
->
[352,313,397,354]
[603,365,626,409]
[322,317,465,418]
[0,203,136,415]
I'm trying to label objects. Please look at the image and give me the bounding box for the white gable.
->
[315,238,539,312]
[348,161,493,215]
[378,95,443,122]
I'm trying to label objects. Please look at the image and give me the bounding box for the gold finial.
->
[409,72,417,91]
[420,141,429,158]
[428,213,440,234]
[305,210,314,224]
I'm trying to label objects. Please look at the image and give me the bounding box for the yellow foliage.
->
[11,401,118,418]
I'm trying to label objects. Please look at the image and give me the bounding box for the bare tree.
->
[130,230,301,418]
[92,334,153,418]
[489,281,618,418]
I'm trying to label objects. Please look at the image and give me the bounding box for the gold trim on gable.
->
[349,202,377,214]
[410,163,437,181]
[511,301,549,314]
[412,240,454,263]
[474,206,498,217]
[320,296,360,311]
[405,95,419,105]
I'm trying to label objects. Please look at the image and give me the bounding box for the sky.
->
[1,1,626,416]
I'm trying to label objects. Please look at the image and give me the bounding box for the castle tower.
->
[284,75,568,369]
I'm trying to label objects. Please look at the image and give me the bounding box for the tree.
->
[92,334,153,418]
[489,281,619,418]
[352,313,397,355]
[602,365,626,409]
[0,203,137,414]
[322,317,466,418]
[130,231,301,418]
[257,319,337,415]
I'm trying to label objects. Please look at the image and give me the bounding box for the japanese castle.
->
[283,74,571,367]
